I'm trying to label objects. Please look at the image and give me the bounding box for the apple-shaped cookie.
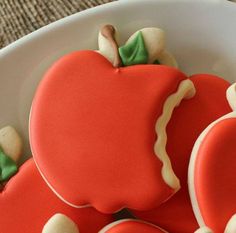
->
[30,48,195,213]
[189,83,236,232]
[99,219,168,233]
[0,126,23,183]
[0,159,113,233]
[132,74,231,233]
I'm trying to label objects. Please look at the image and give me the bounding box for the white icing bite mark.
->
[154,79,196,190]
[0,126,23,162]
[224,214,236,233]
[194,226,213,233]
[42,214,79,233]
[126,27,165,64]
[226,83,236,111]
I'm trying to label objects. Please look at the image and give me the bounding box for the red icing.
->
[195,117,236,233]
[132,74,231,233]
[0,159,113,233]
[101,220,167,233]
[30,50,189,213]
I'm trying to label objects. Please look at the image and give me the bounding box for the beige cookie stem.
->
[101,25,122,68]
[154,79,195,190]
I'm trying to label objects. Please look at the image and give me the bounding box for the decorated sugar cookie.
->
[189,83,236,232]
[98,219,168,233]
[30,24,195,213]
[0,159,113,233]
[131,74,231,233]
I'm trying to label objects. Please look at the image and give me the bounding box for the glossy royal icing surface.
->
[0,159,113,233]
[189,83,236,232]
[132,74,231,233]
[30,50,194,213]
[189,113,236,233]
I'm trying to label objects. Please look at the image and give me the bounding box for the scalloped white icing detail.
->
[31,79,195,207]
[42,213,79,233]
[154,79,195,190]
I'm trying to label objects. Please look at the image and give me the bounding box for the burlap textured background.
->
[0,0,114,48]
[1,0,236,49]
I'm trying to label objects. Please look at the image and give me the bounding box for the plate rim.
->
[0,0,233,58]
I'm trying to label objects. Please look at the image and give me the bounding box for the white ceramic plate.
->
[0,0,236,161]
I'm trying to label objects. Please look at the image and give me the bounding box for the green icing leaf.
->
[119,31,148,66]
[153,59,161,65]
[0,148,18,182]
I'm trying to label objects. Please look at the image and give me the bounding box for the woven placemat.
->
[0,0,114,48]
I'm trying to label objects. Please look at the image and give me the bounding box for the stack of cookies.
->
[1,25,235,233]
